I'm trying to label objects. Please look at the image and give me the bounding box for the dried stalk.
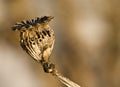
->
[51,70,80,87]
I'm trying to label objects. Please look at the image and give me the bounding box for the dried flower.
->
[12,16,80,87]
[12,16,55,73]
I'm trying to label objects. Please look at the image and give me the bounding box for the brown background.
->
[0,0,120,87]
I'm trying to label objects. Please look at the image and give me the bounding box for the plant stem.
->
[50,67,81,87]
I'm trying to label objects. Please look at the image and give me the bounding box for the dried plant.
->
[11,16,80,87]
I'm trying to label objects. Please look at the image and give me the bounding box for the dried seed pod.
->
[12,16,55,63]
[11,16,81,87]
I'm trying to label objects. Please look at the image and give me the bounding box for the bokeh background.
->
[0,0,120,87]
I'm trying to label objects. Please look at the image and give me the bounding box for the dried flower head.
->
[12,16,55,72]
[12,16,81,87]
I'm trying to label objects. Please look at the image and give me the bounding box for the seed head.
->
[12,16,55,63]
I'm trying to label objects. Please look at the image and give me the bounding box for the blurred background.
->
[0,0,120,87]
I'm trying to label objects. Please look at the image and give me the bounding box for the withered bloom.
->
[12,16,55,72]
[12,16,81,87]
